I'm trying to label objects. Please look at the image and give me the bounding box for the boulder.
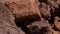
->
[54,16,60,31]
[0,3,25,34]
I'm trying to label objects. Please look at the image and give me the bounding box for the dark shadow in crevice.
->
[15,14,41,34]
[40,27,50,34]
[53,25,59,31]
[38,0,48,4]
[49,6,60,31]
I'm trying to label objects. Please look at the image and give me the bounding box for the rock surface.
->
[54,16,60,31]
[0,3,25,34]
[0,0,60,34]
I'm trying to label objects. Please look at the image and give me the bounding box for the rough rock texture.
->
[0,3,25,34]
[2,0,41,18]
[0,0,60,34]
[39,3,51,20]
[54,16,60,31]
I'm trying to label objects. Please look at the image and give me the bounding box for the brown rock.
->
[39,3,51,20]
[0,3,25,34]
[54,16,60,31]
[3,0,41,19]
